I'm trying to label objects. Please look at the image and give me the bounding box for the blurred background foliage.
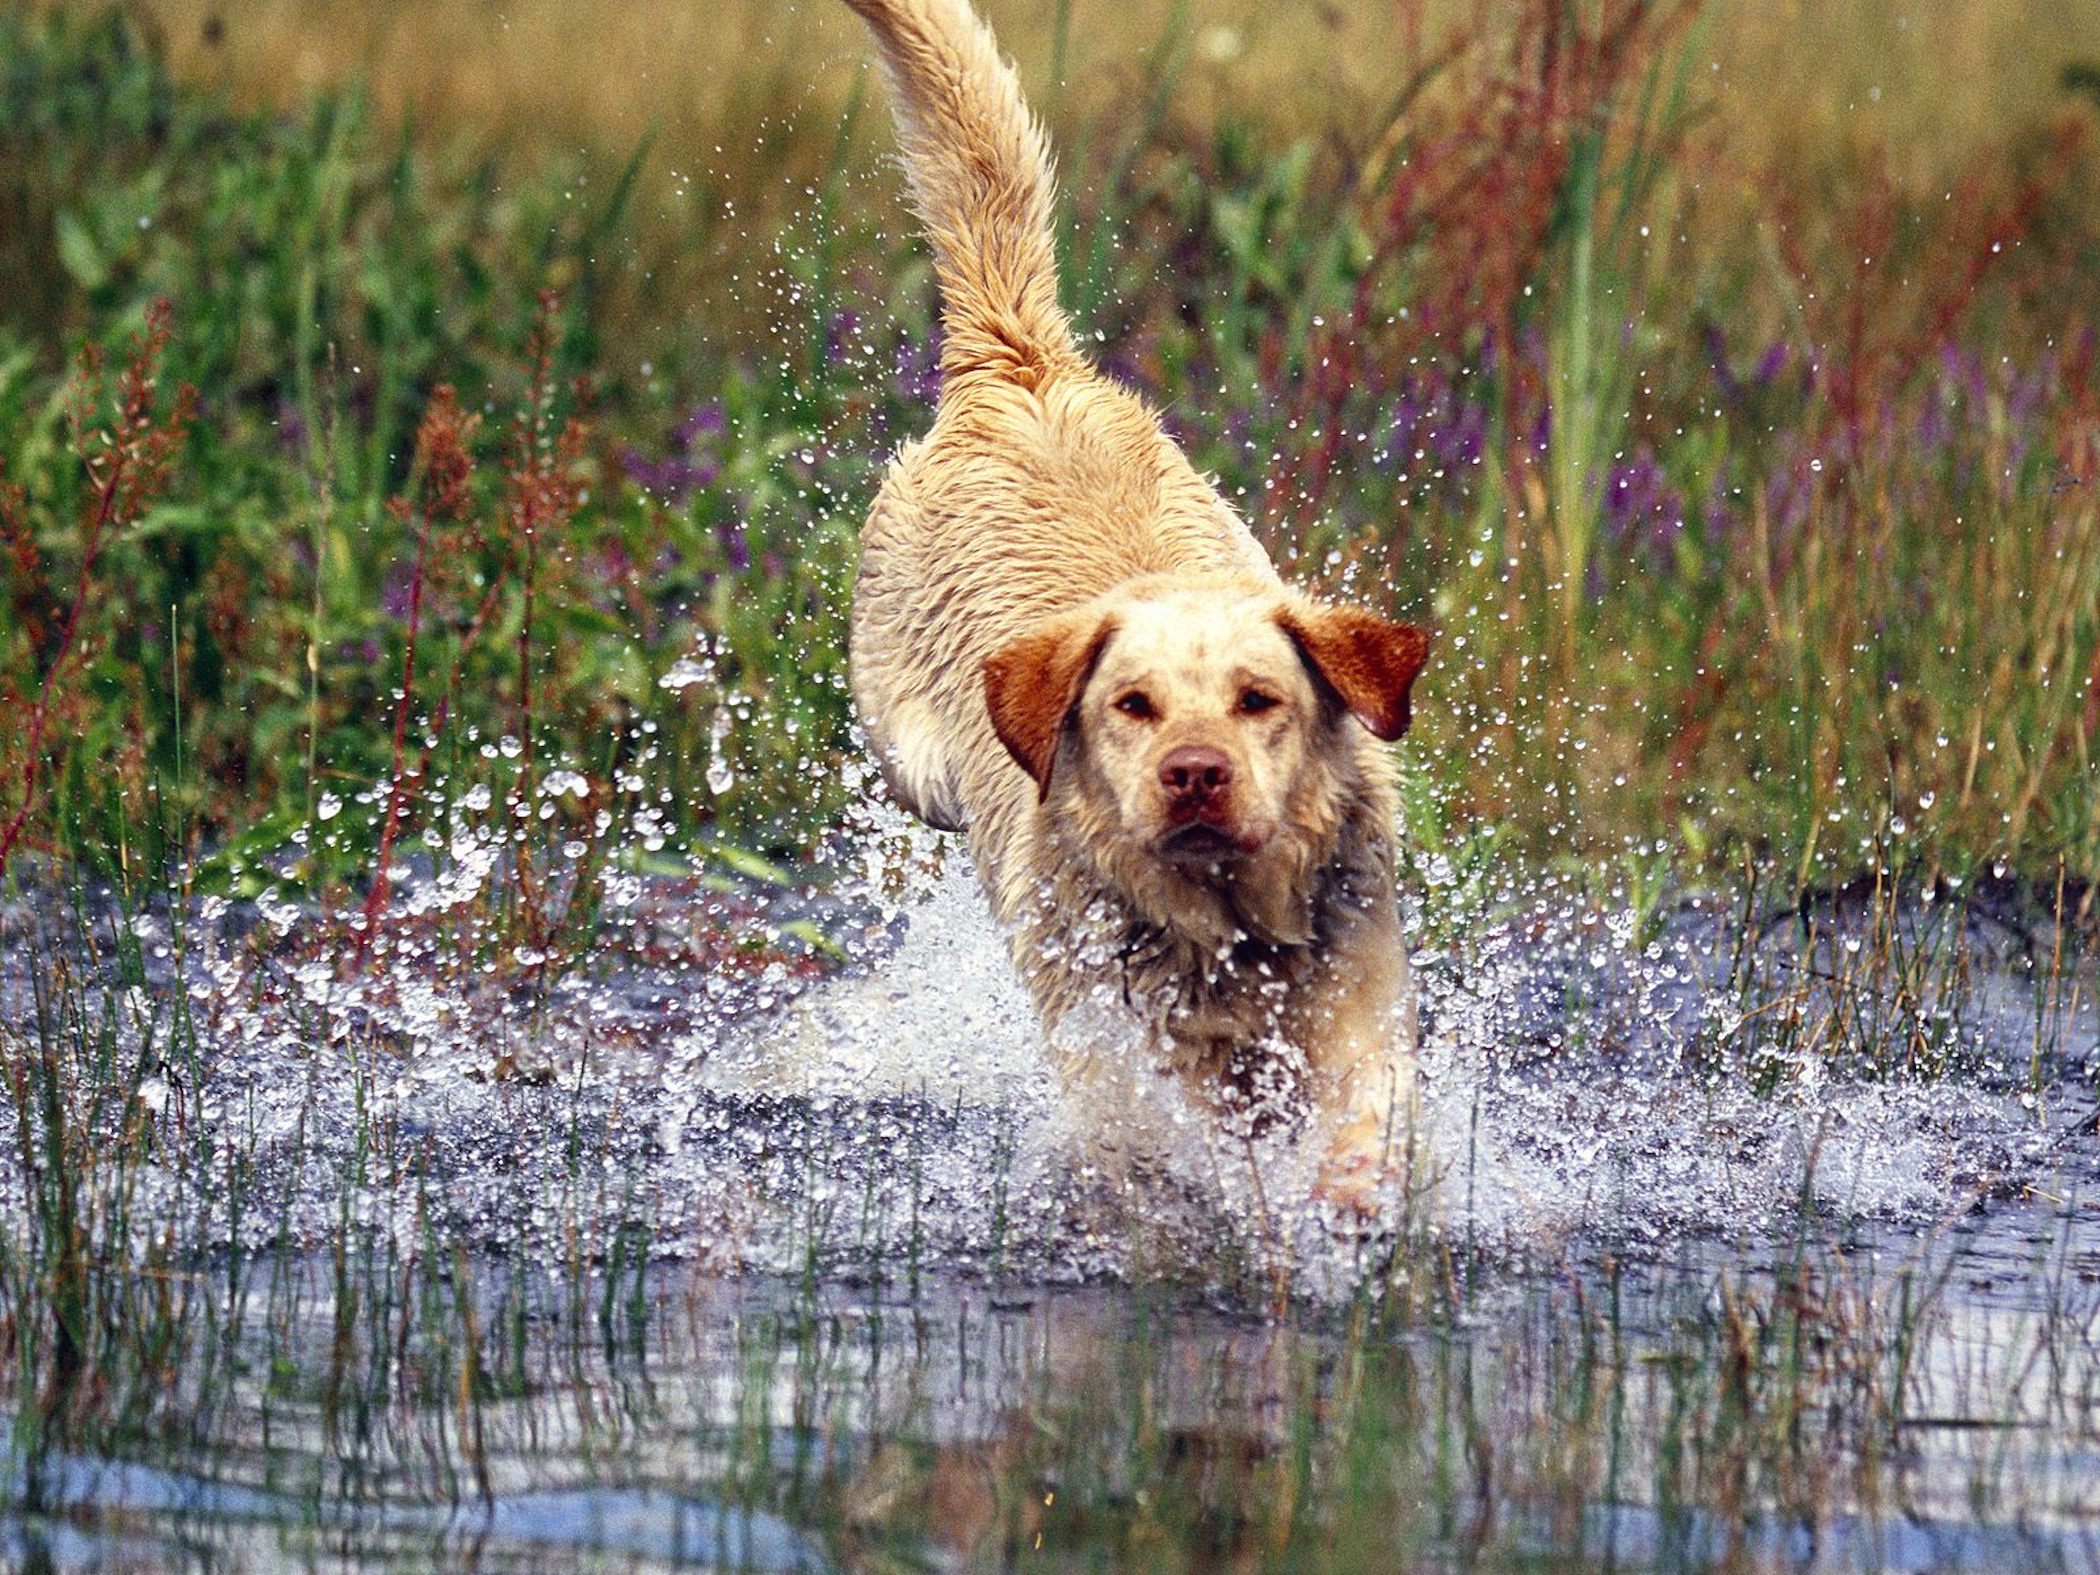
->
[0,0,2096,907]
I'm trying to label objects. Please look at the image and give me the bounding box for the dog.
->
[837,0,1431,1209]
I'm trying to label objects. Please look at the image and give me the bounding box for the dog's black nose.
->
[1159,745,1233,800]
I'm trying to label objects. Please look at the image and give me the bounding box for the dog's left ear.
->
[1279,603,1432,741]
[984,613,1116,799]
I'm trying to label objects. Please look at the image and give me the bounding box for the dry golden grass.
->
[132,0,2100,181]
[93,0,2100,336]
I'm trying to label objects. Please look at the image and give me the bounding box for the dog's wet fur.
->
[837,0,1430,1206]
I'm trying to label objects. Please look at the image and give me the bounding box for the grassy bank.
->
[1,0,2096,919]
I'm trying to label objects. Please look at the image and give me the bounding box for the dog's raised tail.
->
[840,0,1073,387]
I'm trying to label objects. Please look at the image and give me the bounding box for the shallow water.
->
[0,835,2095,1568]
[3,1214,2099,1571]
[28,845,2078,1276]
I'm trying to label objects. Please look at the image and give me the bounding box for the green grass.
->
[0,1,2095,911]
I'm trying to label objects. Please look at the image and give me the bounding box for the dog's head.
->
[984,577,1429,945]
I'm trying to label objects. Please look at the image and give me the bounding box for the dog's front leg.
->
[1298,938,1418,1218]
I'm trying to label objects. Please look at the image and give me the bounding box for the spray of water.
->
[11,725,2081,1303]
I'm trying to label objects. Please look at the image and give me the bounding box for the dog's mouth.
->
[1158,820,1254,866]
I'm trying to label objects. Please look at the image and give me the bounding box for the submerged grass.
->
[0,868,2094,1570]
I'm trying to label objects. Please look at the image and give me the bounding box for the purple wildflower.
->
[1765,434,1818,540]
[1915,387,1951,456]
[1702,470,1740,539]
[1601,444,1686,562]
[892,330,943,406]
[622,401,726,504]
[379,563,415,622]
[825,309,863,366]
[620,450,721,502]
[1940,343,1988,408]
[717,519,750,572]
[274,394,309,457]
[676,401,726,447]
[2006,352,2054,432]
[1703,323,1740,405]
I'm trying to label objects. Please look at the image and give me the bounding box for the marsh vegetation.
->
[1,0,2097,1566]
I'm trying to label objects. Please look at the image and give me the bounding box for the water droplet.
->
[659,655,713,691]
[706,707,736,796]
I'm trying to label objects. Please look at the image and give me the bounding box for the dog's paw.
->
[1309,1148,1401,1235]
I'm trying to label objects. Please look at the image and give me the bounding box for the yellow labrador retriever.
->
[838,0,1431,1207]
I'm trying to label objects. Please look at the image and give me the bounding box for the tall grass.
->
[3,1,2096,906]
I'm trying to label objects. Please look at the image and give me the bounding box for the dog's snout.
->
[1159,745,1233,800]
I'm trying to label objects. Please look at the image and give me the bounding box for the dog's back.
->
[842,0,1272,834]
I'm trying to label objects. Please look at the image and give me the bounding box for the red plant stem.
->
[517,534,536,747]
[513,518,543,946]
[509,303,559,949]
[2085,624,2100,741]
[0,450,127,877]
[355,507,432,960]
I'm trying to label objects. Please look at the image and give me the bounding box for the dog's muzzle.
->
[1156,745,1261,862]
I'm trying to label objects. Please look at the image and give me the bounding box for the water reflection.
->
[4,1197,2098,1570]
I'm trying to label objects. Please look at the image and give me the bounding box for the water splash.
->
[1,776,2091,1295]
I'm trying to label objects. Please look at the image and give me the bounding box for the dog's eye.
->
[1237,690,1281,715]
[1113,691,1156,720]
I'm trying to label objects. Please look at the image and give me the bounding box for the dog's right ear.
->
[984,613,1115,799]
